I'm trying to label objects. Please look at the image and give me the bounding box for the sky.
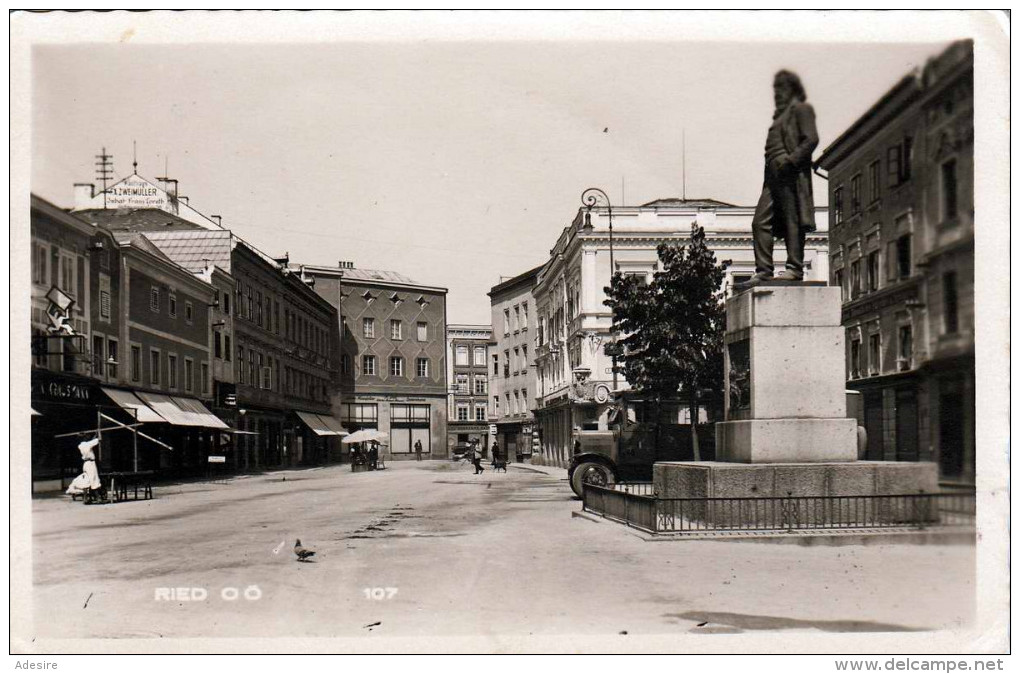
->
[29,17,954,324]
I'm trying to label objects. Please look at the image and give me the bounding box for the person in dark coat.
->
[414,439,423,461]
[490,441,501,466]
[747,70,819,285]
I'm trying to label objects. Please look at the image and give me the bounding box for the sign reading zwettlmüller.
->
[102,176,173,210]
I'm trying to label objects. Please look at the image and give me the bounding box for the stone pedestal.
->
[653,283,937,508]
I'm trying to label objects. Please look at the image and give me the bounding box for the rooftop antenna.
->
[132,140,138,174]
[682,128,687,201]
[95,146,114,208]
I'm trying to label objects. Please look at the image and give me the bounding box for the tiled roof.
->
[339,268,420,285]
[111,232,178,265]
[143,230,233,273]
[73,208,212,232]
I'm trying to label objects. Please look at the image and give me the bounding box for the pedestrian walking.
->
[414,438,423,462]
[369,441,379,470]
[471,440,484,474]
[490,441,500,467]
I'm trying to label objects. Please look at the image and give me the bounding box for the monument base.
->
[653,461,939,499]
[715,417,858,463]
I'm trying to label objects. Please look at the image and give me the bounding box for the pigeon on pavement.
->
[294,539,316,562]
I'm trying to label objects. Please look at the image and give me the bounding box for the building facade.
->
[487,266,542,461]
[817,40,974,484]
[301,264,450,460]
[446,324,493,454]
[532,198,829,467]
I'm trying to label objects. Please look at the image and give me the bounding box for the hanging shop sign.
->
[31,370,98,404]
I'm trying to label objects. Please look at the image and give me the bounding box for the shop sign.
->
[102,176,173,210]
[31,371,97,403]
[207,456,227,463]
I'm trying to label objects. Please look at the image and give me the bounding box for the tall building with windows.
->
[300,264,449,460]
[532,198,829,467]
[446,324,493,454]
[487,265,543,461]
[817,40,974,483]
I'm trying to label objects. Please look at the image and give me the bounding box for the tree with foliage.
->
[603,224,729,460]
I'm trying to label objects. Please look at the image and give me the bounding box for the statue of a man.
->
[746,70,819,285]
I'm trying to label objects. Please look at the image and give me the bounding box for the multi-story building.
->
[76,181,342,472]
[487,266,543,461]
[816,40,974,483]
[446,324,492,454]
[532,197,829,467]
[300,264,449,460]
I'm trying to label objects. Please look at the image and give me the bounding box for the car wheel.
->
[570,461,614,497]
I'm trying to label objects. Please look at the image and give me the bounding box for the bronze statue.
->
[746,70,819,285]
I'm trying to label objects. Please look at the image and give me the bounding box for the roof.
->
[640,197,736,208]
[31,194,96,236]
[111,232,179,265]
[488,263,545,297]
[73,207,212,233]
[143,229,233,273]
[337,267,421,285]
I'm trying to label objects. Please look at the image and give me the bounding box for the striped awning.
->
[136,393,228,429]
[295,411,348,436]
[102,387,166,423]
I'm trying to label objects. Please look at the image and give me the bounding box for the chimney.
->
[73,183,96,209]
[274,252,290,268]
[210,215,223,228]
[156,177,179,214]
[179,196,189,205]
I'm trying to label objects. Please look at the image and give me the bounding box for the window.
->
[131,345,141,382]
[416,322,428,341]
[262,359,272,390]
[92,335,105,379]
[150,287,160,312]
[235,282,243,319]
[834,269,845,303]
[513,347,520,373]
[521,303,528,329]
[474,404,487,422]
[503,309,510,335]
[521,346,528,372]
[503,350,510,377]
[850,338,861,379]
[185,301,194,323]
[256,291,263,327]
[850,260,861,300]
[340,403,379,426]
[169,291,177,318]
[363,318,375,338]
[247,286,253,321]
[455,345,469,366]
[473,346,486,366]
[492,353,499,375]
[223,292,230,316]
[33,243,47,285]
[850,174,862,214]
[342,353,351,375]
[168,354,178,389]
[416,357,429,378]
[514,305,521,332]
[833,186,843,224]
[60,254,74,296]
[362,354,376,376]
[248,351,255,388]
[456,373,469,394]
[474,375,486,395]
[224,335,232,362]
[99,274,111,321]
[898,325,913,370]
[201,363,209,395]
[237,347,245,384]
[185,358,194,392]
[868,160,880,203]
[493,395,500,415]
[895,235,912,280]
[887,138,913,187]
[107,338,118,379]
[150,349,162,385]
[943,272,959,334]
[513,391,520,415]
[456,404,469,422]
[941,159,958,223]
[214,332,222,359]
[521,388,528,412]
[868,333,881,375]
[390,356,404,377]
[867,251,880,292]
[390,319,402,340]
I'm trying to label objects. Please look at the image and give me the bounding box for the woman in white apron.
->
[66,435,102,500]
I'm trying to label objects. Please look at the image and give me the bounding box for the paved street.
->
[31,461,974,641]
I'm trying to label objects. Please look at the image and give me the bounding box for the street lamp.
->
[581,188,618,391]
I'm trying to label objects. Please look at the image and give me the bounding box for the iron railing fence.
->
[582,485,976,535]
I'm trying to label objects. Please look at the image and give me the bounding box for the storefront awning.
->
[137,393,229,429]
[296,411,348,436]
[102,387,166,423]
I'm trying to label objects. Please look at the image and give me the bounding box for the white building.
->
[532,197,829,467]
